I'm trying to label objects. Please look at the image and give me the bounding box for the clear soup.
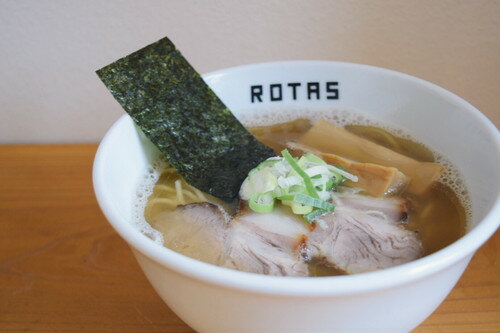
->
[143,117,468,276]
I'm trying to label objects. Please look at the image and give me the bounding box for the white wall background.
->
[0,0,499,143]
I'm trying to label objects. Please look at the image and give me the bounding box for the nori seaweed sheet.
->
[96,36,275,201]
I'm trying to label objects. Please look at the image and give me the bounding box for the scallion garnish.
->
[292,193,335,211]
[304,208,330,223]
[239,149,356,223]
[249,192,275,213]
[281,149,319,199]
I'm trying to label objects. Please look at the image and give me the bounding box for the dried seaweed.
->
[96,37,275,201]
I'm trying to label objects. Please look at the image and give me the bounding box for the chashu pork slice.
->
[150,202,231,266]
[151,203,309,276]
[332,189,411,223]
[306,194,423,274]
[224,206,309,276]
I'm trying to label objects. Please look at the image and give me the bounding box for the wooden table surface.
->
[0,144,499,333]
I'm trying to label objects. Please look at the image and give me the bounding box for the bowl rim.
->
[93,60,500,296]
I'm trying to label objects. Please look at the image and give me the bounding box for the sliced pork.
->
[332,189,411,223]
[150,193,422,276]
[224,206,309,276]
[306,194,423,274]
[151,203,309,276]
[150,202,230,265]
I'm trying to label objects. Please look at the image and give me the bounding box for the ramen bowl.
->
[93,61,500,333]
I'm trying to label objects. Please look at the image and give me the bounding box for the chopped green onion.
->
[275,193,334,211]
[281,149,319,199]
[328,165,358,182]
[289,184,307,194]
[277,175,302,188]
[312,175,329,188]
[331,170,345,185]
[249,192,275,213]
[334,164,347,171]
[242,168,277,199]
[259,159,280,168]
[317,190,331,201]
[276,185,307,200]
[243,151,354,221]
[291,202,313,214]
[304,152,326,165]
[248,167,259,177]
[292,193,335,211]
[248,159,278,177]
[304,208,330,223]
[305,165,330,178]
[272,186,288,198]
[276,194,295,201]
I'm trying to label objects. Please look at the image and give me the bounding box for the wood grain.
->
[0,144,498,333]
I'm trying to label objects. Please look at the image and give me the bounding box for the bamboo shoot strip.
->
[287,142,408,197]
[299,120,443,194]
[96,37,275,201]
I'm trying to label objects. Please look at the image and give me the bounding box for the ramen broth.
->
[247,119,467,256]
[143,118,468,275]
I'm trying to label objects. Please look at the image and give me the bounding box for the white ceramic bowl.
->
[93,61,500,333]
